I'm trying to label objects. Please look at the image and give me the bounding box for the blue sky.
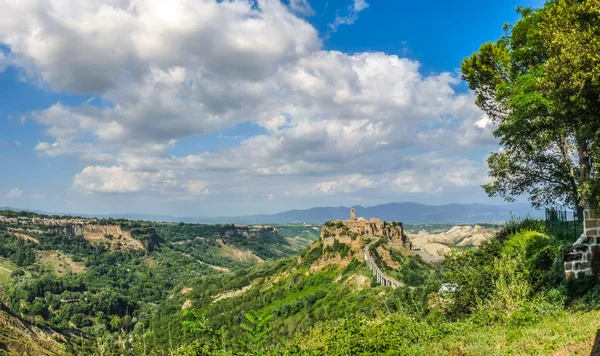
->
[0,0,543,216]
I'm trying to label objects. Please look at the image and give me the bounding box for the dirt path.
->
[212,284,253,303]
[553,336,595,355]
[198,260,230,273]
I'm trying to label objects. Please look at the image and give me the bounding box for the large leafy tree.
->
[462,1,600,215]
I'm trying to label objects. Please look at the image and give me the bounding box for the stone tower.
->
[350,208,356,221]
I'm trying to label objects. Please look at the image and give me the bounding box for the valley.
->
[3,0,600,354]
[0,208,599,355]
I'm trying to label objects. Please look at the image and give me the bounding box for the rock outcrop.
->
[50,225,85,237]
[321,216,410,251]
[50,224,144,251]
[314,210,410,272]
[408,225,496,262]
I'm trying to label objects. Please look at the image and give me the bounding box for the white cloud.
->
[0,0,497,211]
[329,0,370,32]
[8,188,23,198]
[0,51,6,73]
[73,166,142,193]
[186,180,210,196]
[314,174,376,194]
[11,141,22,147]
[289,0,315,16]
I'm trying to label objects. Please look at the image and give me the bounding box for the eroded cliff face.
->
[408,225,497,262]
[321,218,410,250]
[50,224,144,251]
[307,216,411,271]
[220,225,277,241]
[50,225,85,237]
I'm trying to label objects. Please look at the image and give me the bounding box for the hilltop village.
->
[0,215,94,226]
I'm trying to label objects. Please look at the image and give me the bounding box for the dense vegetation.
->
[113,217,600,355]
[463,0,600,212]
[4,214,600,355]
[0,212,320,354]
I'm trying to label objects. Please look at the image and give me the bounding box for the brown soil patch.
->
[142,257,158,268]
[198,260,230,273]
[310,254,352,272]
[12,232,39,243]
[376,246,399,269]
[553,336,595,356]
[274,271,290,284]
[181,287,193,295]
[344,273,371,291]
[212,284,253,303]
[182,299,192,310]
[37,251,86,277]
[216,239,264,263]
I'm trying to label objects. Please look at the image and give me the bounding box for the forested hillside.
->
[170,219,600,355]
[5,208,600,355]
[0,210,320,354]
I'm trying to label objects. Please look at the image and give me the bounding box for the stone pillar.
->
[350,208,356,221]
[564,208,600,279]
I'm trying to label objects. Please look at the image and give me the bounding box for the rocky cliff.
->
[321,217,410,250]
[307,213,411,272]
[50,224,85,237]
[50,224,144,251]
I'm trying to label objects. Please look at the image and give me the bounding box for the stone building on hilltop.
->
[321,208,411,250]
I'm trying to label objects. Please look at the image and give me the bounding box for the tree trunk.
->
[559,135,580,211]
[577,135,591,208]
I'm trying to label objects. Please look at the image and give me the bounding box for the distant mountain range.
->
[1,202,543,224]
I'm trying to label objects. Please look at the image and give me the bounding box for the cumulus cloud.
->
[0,0,496,209]
[73,166,143,194]
[7,188,23,198]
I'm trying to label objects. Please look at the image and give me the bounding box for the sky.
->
[0,0,544,217]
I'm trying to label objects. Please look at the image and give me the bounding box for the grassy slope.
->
[286,310,600,355]
[0,258,16,284]
[0,308,67,355]
[429,311,600,355]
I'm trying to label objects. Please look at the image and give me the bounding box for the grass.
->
[0,258,16,284]
[36,250,87,276]
[425,310,600,355]
[290,309,600,355]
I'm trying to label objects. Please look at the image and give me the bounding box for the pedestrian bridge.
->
[364,239,403,289]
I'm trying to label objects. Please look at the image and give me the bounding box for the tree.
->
[462,2,600,214]
[238,311,272,355]
[538,0,600,207]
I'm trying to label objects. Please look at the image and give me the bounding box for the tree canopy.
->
[462,0,600,213]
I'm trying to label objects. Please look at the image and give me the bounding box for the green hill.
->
[2,210,600,355]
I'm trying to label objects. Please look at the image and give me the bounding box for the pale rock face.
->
[409,225,497,261]
[51,224,145,251]
[320,216,410,251]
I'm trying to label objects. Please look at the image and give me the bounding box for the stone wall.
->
[564,209,600,279]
